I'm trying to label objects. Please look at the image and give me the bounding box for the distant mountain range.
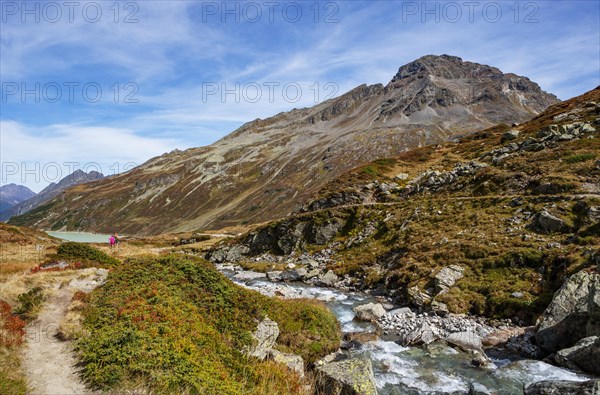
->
[9,55,559,234]
[1,170,104,222]
[0,184,36,213]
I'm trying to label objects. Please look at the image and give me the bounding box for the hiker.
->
[114,233,121,251]
[109,235,116,249]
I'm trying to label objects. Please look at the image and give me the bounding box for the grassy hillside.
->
[76,254,340,394]
[214,87,600,324]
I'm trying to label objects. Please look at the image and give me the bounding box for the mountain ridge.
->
[0,184,36,214]
[9,55,559,234]
[1,170,104,222]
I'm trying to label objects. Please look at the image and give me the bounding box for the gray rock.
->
[589,206,600,222]
[430,300,449,316]
[279,269,306,282]
[595,160,600,170]
[266,271,283,282]
[555,336,600,375]
[536,270,600,354]
[305,268,321,279]
[269,349,304,377]
[531,210,569,234]
[435,265,464,294]
[445,331,483,352]
[320,270,339,287]
[408,285,431,308]
[524,380,600,395]
[353,303,387,322]
[248,316,279,360]
[234,271,266,281]
[315,358,378,395]
[401,321,438,346]
[388,307,415,318]
[511,292,524,299]
[394,173,409,181]
[469,382,492,395]
[501,129,520,143]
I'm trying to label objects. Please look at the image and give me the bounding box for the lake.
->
[46,231,112,243]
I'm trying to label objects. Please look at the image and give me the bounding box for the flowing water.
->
[46,231,112,243]
[221,266,592,394]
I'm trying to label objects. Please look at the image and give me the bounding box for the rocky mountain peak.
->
[9,55,564,234]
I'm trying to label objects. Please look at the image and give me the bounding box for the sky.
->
[1,0,599,192]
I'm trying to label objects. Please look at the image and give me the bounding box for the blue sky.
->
[1,0,599,192]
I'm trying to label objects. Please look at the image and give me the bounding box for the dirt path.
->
[21,268,108,395]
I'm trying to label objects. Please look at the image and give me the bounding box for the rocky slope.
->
[0,184,35,214]
[207,87,600,332]
[3,170,103,222]
[10,55,558,234]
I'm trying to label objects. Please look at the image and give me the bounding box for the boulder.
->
[269,349,304,377]
[353,303,386,322]
[320,270,339,287]
[469,382,492,395]
[435,265,464,293]
[305,268,321,279]
[343,331,380,345]
[430,300,449,316]
[536,270,600,354]
[401,321,438,346]
[248,316,279,360]
[555,336,600,375]
[408,285,431,308]
[266,271,283,282]
[394,173,409,181]
[501,129,520,143]
[315,358,378,395]
[279,269,306,282]
[531,210,569,234]
[524,380,600,395]
[445,331,483,353]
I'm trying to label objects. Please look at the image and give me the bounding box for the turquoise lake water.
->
[46,231,112,243]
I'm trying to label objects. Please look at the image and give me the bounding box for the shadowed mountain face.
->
[0,184,36,214]
[10,55,559,235]
[1,170,104,222]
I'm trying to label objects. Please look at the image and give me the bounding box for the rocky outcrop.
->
[269,349,304,377]
[248,316,280,360]
[403,161,488,195]
[555,336,600,375]
[315,358,378,395]
[524,380,600,395]
[445,331,483,353]
[353,303,386,322]
[407,285,432,309]
[378,310,494,347]
[208,215,346,261]
[320,270,339,287]
[481,121,597,166]
[530,210,570,234]
[434,265,464,294]
[536,270,600,354]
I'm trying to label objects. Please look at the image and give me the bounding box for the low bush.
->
[13,287,45,322]
[53,242,119,267]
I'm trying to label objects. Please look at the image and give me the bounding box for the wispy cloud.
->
[1,0,599,191]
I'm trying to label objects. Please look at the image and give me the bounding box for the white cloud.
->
[0,120,181,192]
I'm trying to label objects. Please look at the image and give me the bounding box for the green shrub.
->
[77,254,339,394]
[54,242,119,267]
[14,287,45,321]
[564,153,596,164]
